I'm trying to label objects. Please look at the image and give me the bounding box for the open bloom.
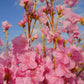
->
[2,21,12,30]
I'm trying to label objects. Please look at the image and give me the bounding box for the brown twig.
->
[32,0,37,13]
[39,19,44,52]
[23,27,27,38]
[81,44,84,50]
[55,16,60,32]
[6,31,8,54]
[30,20,36,37]
[47,15,52,29]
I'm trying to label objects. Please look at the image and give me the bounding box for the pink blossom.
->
[0,65,5,83]
[2,21,12,30]
[23,13,28,23]
[46,71,64,84]
[63,19,78,34]
[28,65,44,83]
[40,0,44,3]
[11,34,29,54]
[15,77,33,84]
[40,15,48,25]
[19,0,33,7]
[53,49,70,65]
[55,5,65,12]
[72,30,80,39]
[77,77,84,84]
[18,51,37,71]
[42,26,49,36]
[41,6,46,12]
[70,45,83,63]
[0,39,3,46]
[18,20,26,27]
[33,34,38,39]
[67,36,73,44]
[64,0,78,7]
[37,11,48,25]
[63,8,81,24]
[36,43,42,53]
[19,0,28,6]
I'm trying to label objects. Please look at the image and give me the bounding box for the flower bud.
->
[31,37,34,41]
[33,34,38,39]
[80,17,84,25]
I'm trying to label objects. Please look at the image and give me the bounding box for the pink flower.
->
[33,34,38,39]
[41,6,46,12]
[0,39,3,46]
[18,20,26,27]
[63,19,78,33]
[64,0,78,7]
[29,65,44,83]
[46,71,64,84]
[72,30,80,39]
[55,5,65,11]
[63,8,81,24]
[36,43,42,53]
[23,13,28,23]
[15,77,33,84]
[67,36,73,44]
[77,77,84,84]
[70,45,83,62]
[40,15,48,25]
[2,21,12,30]
[18,51,37,71]
[19,0,34,7]
[0,65,5,83]
[42,26,49,36]
[40,0,44,3]
[11,34,29,54]
[19,0,28,6]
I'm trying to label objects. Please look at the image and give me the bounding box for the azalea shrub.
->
[0,0,84,84]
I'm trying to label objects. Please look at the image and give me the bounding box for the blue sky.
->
[0,0,84,52]
[0,0,24,41]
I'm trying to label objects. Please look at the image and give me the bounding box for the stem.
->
[50,0,54,32]
[30,20,36,37]
[55,16,60,32]
[32,0,37,13]
[43,35,46,58]
[53,56,56,69]
[28,15,31,39]
[23,27,27,38]
[81,44,84,50]
[39,19,44,52]
[47,15,52,29]
[6,31,8,54]
[25,4,31,46]
[46,0,48,5]
[50,0,57,69]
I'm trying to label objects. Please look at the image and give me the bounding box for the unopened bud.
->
[58,10,62,15]
[80,17,84,25]
[31,37,34,41]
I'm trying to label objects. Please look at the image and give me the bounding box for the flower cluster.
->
[0,0,84,84]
